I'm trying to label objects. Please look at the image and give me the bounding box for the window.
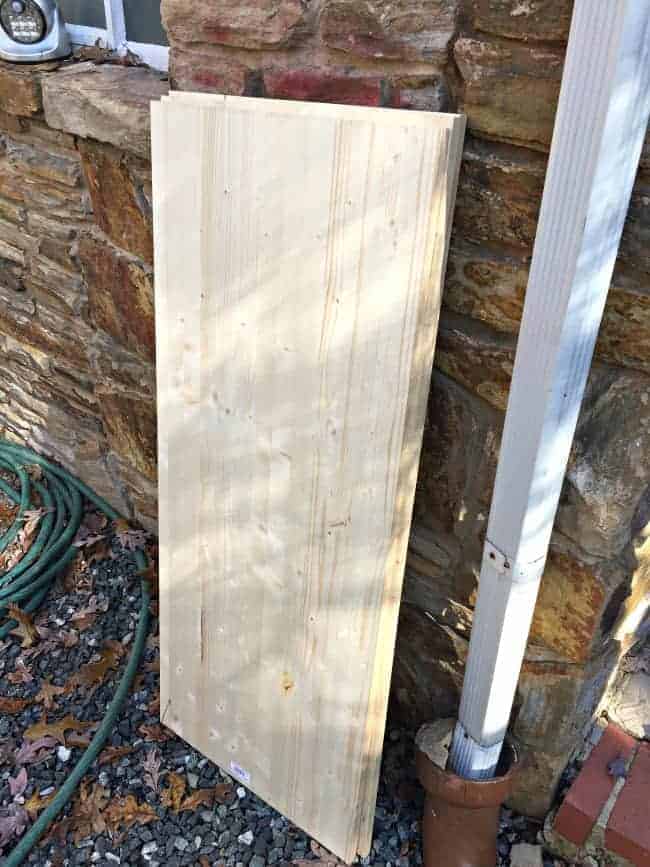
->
[60,0,168,70]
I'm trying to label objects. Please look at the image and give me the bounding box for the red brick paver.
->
[554,724,637,846]
[606,743,650,867]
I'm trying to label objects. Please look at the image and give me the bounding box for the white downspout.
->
[448,0,650,779]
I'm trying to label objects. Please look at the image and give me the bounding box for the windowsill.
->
[0,56,168,159]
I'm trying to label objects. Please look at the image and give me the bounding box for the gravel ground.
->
[0,516,567,867]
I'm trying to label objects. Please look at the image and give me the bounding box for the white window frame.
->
[65,0,169,71]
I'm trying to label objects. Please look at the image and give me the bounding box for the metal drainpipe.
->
[447,0,650,781]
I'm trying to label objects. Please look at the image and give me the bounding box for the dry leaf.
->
[98,745,133,765]
[0,696,31,714]
[105,794,157,832]
[160,772,186,811]
[84,511,108,533]
[15,736,58,765]
[62,553,90,594]
[293,861,341,867]
[0,804,29,848]
[70,595,108,631]
[72,526,106,548]
[147,695,160,716]
[214,782,235,803]
[24,789,55,819]
[62,781,110,844]
[7,659,33,684]
[66,733,92,749]
[25,715,93,746]
[85,539,111,569]
[35,678,66,711]
[137,561,159,597]
[0,737,17,765]
[57,629,79,649]
[178,788,224,811]
[0,501,17,526]
[26,464,42,482]
[114,519,148,552]
[9,767,28,798]
[142,748,162,791]
[139,723,171,743]
[65,643,122,695]
[198,857,210,867]
[21,508,48,540]
[7,604,39,648]
[308,841,344,865]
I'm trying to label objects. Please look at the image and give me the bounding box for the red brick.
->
[554,725,636,846]
[263,69,388,107]
[606,743,650,867]
[170,48,249,95]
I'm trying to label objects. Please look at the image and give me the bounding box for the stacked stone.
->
[0,61,166,532]
[398,0,650,817]
[0,0,647,821]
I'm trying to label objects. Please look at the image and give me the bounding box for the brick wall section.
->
[0,0,648,819]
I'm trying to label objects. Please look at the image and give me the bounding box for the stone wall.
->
[0,62,166,532]
[0,0,648,819]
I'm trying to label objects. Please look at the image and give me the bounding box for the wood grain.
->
[153,93,464,861]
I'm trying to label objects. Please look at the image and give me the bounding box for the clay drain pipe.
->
[415,721,519,867]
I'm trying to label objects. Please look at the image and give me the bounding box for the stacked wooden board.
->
[152,92,464,863]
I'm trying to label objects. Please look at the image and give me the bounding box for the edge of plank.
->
[161,90,463,131]
[352,112,467,860]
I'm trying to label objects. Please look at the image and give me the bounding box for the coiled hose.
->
[0,439,151,866]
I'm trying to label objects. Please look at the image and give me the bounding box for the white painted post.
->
[104,0,127,53]
[448,0,650,780]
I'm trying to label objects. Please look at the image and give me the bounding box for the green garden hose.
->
[0,439,151,866]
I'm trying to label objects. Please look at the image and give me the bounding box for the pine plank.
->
[153,93,464,861]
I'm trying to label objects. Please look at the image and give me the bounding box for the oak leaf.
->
[70,595,109,632]
[7,659,33,684]
[114,519,148,552]
[178,787,229,811]
[84,511,108,533]
[0,501,16,526]
[142,748,162,792]
[15,737,57,765]
[139,723,171,743]
[98,745,133,765]
[25,715,93,746]
[72,526,106,548]
[8,767,28,798]
[24,789,55,819]
[7,604,39,648]
[65,781,110,844]
[0,696,30,714]
[35,678,66,711]
[65,643,122,694]
[21,508,48,540]
[105,794,157,832]
[0,804,28,848]
[214,782,235,803]
[160,772,186,811]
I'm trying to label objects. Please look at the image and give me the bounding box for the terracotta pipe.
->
[416,726,518,867]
